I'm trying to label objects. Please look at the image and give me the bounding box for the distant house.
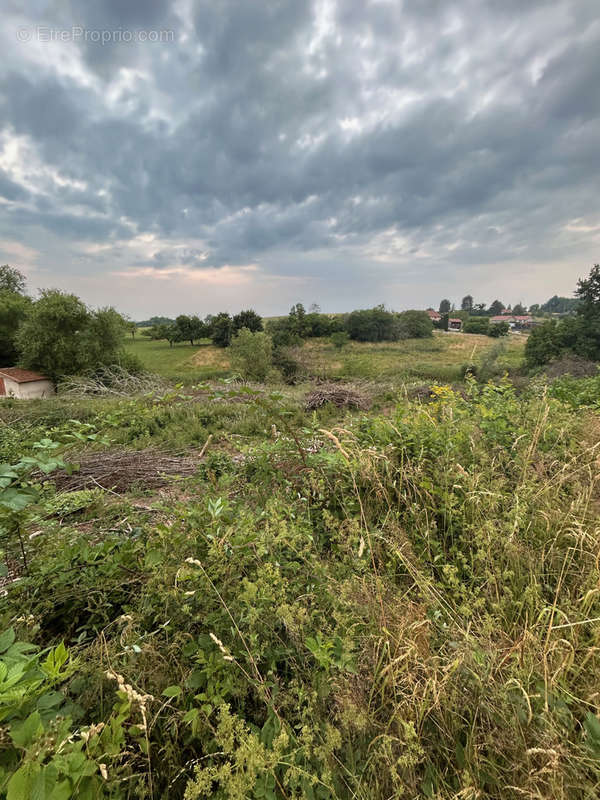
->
[426,309,441,322]
[0,368,55,399]
[490,315,535,329]
[448,318,463,331]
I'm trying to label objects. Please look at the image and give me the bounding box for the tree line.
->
[437,295,579,316]
[143,309,263,348]
[144,303,435,349]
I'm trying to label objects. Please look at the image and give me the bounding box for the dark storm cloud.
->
[0,0,598,311]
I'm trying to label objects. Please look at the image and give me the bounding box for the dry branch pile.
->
[39,448,203,493]
[60,366,167,397]
[304,384,371,411]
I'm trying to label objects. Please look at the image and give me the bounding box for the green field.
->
[124,330,526,384]
[123,335,230,380]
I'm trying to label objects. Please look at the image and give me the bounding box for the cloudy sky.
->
[0,0,598,318]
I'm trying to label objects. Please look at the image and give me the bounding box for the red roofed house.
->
[448,318,463,331]
[426,309,441,322]
[0,368,55,399]
[490,315,534,329]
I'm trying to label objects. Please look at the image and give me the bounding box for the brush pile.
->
[39,448,202,493]
[60,366,167,397]
[304,384,370,411]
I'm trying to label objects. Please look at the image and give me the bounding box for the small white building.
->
[0,368,55,399]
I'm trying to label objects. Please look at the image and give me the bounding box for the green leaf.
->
[7,762,39,800]
[49,779,74,800]
[37,691,64,710]
[10,711,43,748]
[0,488,36,512]
[0,627,16,653]
[145,548,163,568]
[183,708,199,723]
[162,685,182,698]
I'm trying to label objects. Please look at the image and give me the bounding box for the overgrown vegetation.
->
[1,354,600,798]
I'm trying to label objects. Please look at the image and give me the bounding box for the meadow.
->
[2,330,600,799]
[123,330,526,384]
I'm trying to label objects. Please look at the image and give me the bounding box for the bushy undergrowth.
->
[1,378,600,798]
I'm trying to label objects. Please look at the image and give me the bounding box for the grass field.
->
[123,336,230,380]
[124,330,526,384]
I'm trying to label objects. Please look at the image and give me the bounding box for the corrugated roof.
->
[0,367,50,383]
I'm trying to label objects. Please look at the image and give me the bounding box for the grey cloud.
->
[0,0,598,312]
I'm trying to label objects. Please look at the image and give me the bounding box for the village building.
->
[0,368,55,399]
[448,318,463,331]
[490,315,535,329]
[426,309,441,322]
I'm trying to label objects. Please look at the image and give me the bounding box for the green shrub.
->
[345,305,400,342]
[229,329,273,382]
[330,331,349,349]
[396,310,433,339]
[548,373,600,409]
[463,318,490,335]
[488,321,509,337]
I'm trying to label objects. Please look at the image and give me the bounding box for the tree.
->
[232,309,263,334]
[150,323,180,347]
[345,306,400,342]
[125,320,137,339]
[229,329,272,382]
[396,310,433,339]
[461,295,473,312]
[0,265,26,295]
[439,299,451,314]
[16,290,125,380]
[576,264,600,315]
[529,304,540,314]
[472,303,487,315]
[303,313,338,337]
[175,314,206,345]
[266,317,303,348]
[513,302,526,315]
[210,312,233,348]
[489,300,504,316]
[0,291,32,364]
[288,303,307,337]
[540,295,579,314]
[84,308,127,366]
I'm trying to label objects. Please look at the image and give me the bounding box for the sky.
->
[0,0,598,319]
